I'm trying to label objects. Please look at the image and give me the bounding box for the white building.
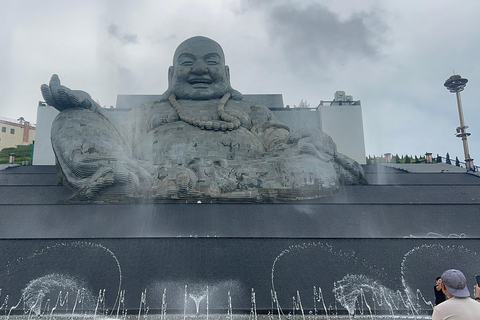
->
[269,91,366,164]
[33,91,366,165]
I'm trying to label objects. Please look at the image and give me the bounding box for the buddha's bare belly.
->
[134,121,266,166]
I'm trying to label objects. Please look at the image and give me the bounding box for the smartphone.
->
[476,274,480,286]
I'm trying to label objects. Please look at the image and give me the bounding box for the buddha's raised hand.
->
[41,74,108,118]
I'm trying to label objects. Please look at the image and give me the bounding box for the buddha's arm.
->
[245,105,289,150]
[250,123,290,150]
[41,74,111,121]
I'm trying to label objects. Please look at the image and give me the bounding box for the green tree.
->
[394,154,400,163]
[295,99,310,108]
[436,154,442,163]
[405,155,411,163]
[445,153,451,164]
[366,155,376,165]
[0,144,33,164]
[455,157,460,167]
[414,155,419,163]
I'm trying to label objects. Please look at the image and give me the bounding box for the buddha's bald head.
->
[166,36,240,100]
[173,36,225,65]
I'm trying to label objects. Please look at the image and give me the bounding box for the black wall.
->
[1,238,479,316]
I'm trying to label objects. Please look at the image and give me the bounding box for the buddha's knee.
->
[51,108,127,165]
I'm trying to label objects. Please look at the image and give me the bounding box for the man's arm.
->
[475,284,480,303]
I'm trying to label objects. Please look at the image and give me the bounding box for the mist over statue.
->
[41,36,366,202]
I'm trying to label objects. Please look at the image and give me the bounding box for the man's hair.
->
[436,276,441,281]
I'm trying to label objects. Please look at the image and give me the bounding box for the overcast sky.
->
[2,0,480,161]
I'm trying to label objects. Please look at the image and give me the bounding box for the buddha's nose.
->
[191,66,208,75]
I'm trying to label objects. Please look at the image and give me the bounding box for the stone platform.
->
[0,164,478,317]
[1,315,433,320]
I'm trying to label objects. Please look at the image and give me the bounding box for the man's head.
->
[168,36,231,100]
[436,277,442,285]
[441,269,470,297]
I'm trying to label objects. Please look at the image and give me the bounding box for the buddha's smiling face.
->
[169,37,231,100]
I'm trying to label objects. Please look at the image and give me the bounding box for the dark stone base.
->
[1,238,478,316]
[2,165,479,317]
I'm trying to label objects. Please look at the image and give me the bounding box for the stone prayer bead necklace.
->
[168,93,241,131]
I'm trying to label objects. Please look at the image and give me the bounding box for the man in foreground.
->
[432,269,480,319]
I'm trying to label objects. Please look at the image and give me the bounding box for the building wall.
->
[319,104,366,164]
[32,104,59,165]
[271,108,322,131]
[0,118,36,151]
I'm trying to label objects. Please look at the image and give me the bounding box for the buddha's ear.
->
[157,66,175,101]
[225,65,231,84]
[225,65,243,100]
[168,66,174,88]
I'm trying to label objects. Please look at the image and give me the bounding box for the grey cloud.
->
[117,65,137,90]
[107,24,139,44]
[241,1,386,70]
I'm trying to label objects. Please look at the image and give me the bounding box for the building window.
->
[10,128,15,134]
[1,127,5,133]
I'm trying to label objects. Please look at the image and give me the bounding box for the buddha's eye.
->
[206,59,220,65]
[204,54,222,65]
[177,55,195,66]
[179,60,194,66]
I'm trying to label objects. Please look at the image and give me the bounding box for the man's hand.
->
[41,74,98,112]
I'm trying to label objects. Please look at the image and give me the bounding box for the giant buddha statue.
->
[41,36,366,202]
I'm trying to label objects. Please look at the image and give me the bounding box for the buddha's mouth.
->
[188,76,213,86]
[189,76,212,82]
[190,83,211,89]
[189,79,213,89]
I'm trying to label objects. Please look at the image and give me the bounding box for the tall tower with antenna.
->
[443,74,474,171]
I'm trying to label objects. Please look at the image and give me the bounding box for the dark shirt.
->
[434,285,446,305]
